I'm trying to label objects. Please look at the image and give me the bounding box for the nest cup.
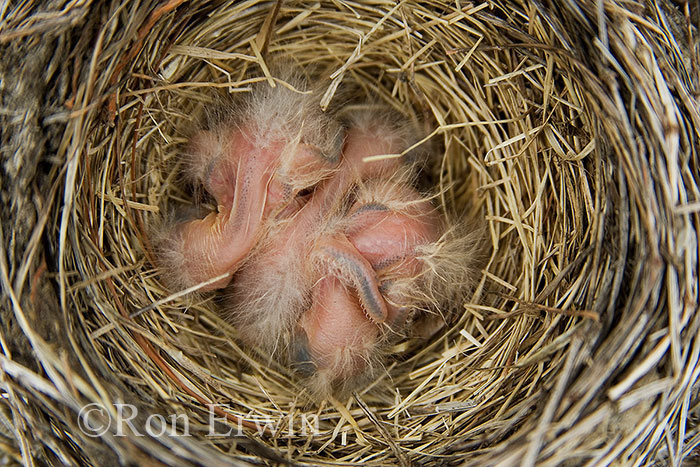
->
[2,0,699,465]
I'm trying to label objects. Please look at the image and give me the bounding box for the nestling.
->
[155,76,480,399]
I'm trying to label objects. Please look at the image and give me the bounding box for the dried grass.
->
[1,0,699,465]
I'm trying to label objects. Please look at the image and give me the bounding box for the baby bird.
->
[155,78,343,291]
[155,77,480,400]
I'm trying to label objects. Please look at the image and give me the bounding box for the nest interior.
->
[1,0,699,465]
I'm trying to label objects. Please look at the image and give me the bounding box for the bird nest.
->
[1,0,699,465]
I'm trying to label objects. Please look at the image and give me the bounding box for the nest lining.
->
[1,0,699,465]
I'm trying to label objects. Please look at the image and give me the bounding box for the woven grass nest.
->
[1,0,699,465]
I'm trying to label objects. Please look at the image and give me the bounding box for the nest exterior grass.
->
[1,0,699,465]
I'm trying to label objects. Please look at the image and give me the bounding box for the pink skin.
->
[343,115,413,172]
[299,276,379,380]
[299,189,439,378]
[329,121,404,193]
[173,124,339,291]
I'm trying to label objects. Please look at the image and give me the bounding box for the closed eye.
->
[297,187,314,198]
